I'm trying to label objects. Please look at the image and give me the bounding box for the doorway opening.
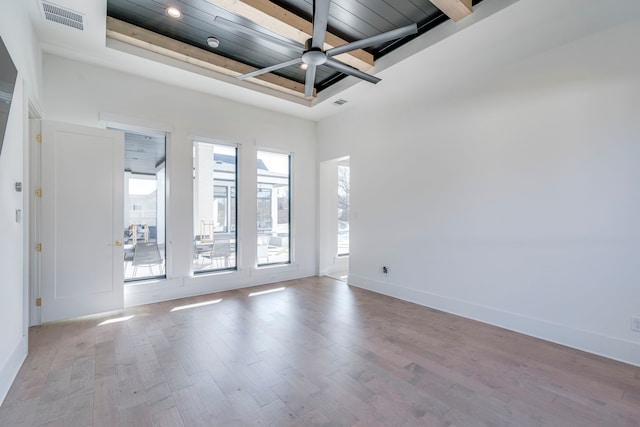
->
[337,160,350,258]
[119,130,166,281]
[319,156,349,282]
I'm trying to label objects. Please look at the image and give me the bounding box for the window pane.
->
[338,164,350,256]
[193,142,237,272]
[257,151,290,265]
[214,186,228,232]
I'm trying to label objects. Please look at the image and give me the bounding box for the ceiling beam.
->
[106,17,311,98]
[207,0,374,71]
[428,0,472,22]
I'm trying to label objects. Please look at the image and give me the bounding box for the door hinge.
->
[35,243,42,252]
[36,133,42,143]
[35,188,42,197]
[35,298,41,307]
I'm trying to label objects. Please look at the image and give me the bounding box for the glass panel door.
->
[119,130,166,281]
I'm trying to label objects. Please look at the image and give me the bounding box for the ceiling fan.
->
[214,0,418,97]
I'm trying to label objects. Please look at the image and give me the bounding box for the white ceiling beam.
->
[106,17,311,98]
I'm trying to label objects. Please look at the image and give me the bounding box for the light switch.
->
[16,209,22,223]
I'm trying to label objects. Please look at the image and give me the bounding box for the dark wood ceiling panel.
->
[328,2,395,38]
[108,1,279,63]
[107,0,341,84]
[273,0,441,48]
[273,0,409,41]
[106,0,483,96]
[407,0,443,15]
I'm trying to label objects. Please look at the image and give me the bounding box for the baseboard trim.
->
[125,267,315,308]
[348,274,640,367]
[0,335,28,405]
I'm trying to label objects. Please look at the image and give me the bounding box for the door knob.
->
[114,240,123,246]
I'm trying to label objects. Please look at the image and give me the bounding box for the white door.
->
[41,121,124,322]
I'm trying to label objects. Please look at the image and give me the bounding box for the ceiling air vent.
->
[39,1,84,31]
[333,99,348,106]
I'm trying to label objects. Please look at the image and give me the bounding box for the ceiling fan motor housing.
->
[302,48,327,66]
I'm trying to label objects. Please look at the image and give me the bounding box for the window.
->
[257,150,290,265]
[337,163,350,256]
[193,141,237,272]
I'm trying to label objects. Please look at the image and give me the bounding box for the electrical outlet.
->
[632,317,640,332]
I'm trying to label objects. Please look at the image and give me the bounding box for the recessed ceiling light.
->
[206,37,220,48]
[300,63,308,70]
[165,6,182,19]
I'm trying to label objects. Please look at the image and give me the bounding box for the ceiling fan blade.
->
[324,57,381,84]
[326,23,418,57]
[238,58,302,80]
[214,16,304,53]
[304,65,317,97]
[311,0,331,49]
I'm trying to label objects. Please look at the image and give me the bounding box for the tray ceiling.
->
[105,0,482,101]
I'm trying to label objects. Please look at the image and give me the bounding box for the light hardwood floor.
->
[1,276,639,426]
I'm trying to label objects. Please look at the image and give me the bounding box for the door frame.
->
[318,156,350,277]
[100,115,172,283]
[28,102,42,326]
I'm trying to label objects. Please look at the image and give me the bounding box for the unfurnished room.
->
[1,0,639,425]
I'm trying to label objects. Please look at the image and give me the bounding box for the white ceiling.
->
[26,0,638,122]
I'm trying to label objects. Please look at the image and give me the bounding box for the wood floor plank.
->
[171,386,213,427]
[2,277,639,426]
[151,406,184,427]
[189,371,240,422]
[118,403,153,427]
[0,397,40,427]
[116,363,147,411]
[157,359,191,393]
[144,381,175,415]
[62,391,94,427]
[92,375,118,427]
[286,407,331,427]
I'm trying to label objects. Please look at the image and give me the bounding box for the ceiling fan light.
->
[165,6,182,19]
[206,37,220,48]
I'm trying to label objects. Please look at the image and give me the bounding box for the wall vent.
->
[333,99,348,106]
[39,1,84,31]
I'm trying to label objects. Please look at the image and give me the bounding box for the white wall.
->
[42,54,317,306]
[0,77,28,405]
[318,0,640,365]
[0,0,42,404]
[1,1,42,102]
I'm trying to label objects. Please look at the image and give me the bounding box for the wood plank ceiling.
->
[106,0,481,100]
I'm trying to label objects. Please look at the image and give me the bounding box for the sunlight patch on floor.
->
[98,315,135,326]
[170,299,222,312]
[249,287,285,297]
